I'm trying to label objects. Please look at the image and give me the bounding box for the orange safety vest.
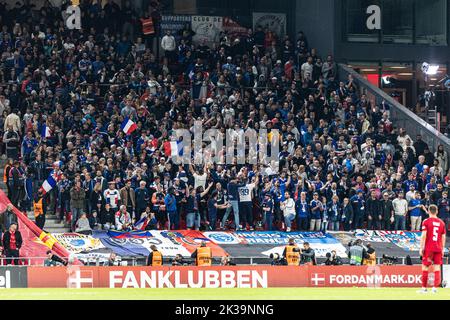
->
[363,252,376,266]
[34,198,44,218]
[3,164,10,183]
[196,247,212,266]
[151,250,163,266]
[141,18,155,35]
[285,245,300,266]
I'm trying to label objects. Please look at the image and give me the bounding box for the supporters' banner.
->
[160,15,192,39]
[25,265,424,288]
[94,230,228,258]
[203,231,347,258]
[355,230,422,252]
[222,17,248,38]
[52,233,105,254]
[0,190,74,265]
[261,243,347,259]
[252,12,286,38]
[192,16,223,46]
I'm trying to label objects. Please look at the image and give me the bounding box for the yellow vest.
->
[3,164,10,183]
[196,247,212,266]
[364,252,376,266]
[34,198,44,218]
[285,245,300,266]
[151,251,162,266]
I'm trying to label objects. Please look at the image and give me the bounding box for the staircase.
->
[0,158,69,234]
[426,105,439,130]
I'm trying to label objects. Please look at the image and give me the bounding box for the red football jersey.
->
[422,217,446,253]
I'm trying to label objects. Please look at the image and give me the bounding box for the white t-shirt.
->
[238,183,255,203]
[281,198,296,216]
[194,173,207,190]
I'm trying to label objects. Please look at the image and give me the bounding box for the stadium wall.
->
[0,265,439,288]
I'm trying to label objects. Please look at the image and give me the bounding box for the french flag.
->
[41,124,51,138]
[170,140,183,157]
[134,216,148,231]
[121,118,138,135]
[40,171,58,195]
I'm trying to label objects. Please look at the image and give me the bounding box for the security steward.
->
[282,238,301,266]
[147,245,163,266]
[191,241,212,266]
[33,190,46,230]
[348,239,369,266]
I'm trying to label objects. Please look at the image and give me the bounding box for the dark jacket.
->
[2,230,23,251]
[342,203,354,222]
[381,199,394,221]
[366,197,381,220]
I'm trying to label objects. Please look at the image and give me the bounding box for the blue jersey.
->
[409,199,422,217]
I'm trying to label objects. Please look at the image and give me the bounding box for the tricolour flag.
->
[134,216,148,231]
[41,124,51,138]
[170,140,183,157]
[121,118,137,135]
[41,172,58,194]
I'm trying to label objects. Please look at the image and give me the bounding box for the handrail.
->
[338,63,450,155]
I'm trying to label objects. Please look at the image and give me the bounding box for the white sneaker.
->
[431,287,438,294]
[286,227,291,232]
[417,288,428,294]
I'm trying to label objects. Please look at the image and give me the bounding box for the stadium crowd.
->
[0,0,449,237]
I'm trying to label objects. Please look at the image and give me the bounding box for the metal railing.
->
[338,64,450,155]
[0,255,425,267]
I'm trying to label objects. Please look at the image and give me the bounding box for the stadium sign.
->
[23,266,427,288]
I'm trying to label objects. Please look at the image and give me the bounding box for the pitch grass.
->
[0,288,449,300]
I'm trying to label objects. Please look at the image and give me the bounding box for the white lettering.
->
[109,271,123,288]
[204,271,220,288]
[158,270,174,288]
[237,270,251,288]
[366,5,381,30]
[65,5,81,30]
[252,270,268,288]
[123,271,139,288]
[140,271,157,288]
[187,270,203,288]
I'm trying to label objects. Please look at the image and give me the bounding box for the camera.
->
[270,253,286,266]
[382,254,397,265]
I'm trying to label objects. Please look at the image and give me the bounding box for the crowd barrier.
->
[0,265,436,288]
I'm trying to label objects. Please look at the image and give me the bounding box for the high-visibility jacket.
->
[34,198,44,218]
[363,252,376,266]
[151,250,163,266]
[285,245,300,266]
[3,164,11,183]
[141,18,155,35]
[196,247,212,266]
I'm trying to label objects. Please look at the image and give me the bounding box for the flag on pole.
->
[120,118,138,135]
[40,171,58,195]
[40,124,51,138]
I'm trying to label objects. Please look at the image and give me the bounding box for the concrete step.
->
[43,227,70,234]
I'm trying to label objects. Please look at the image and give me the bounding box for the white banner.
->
[192,16,223,46]
[252,12,286,38]
[261,243,348,259]
[53,233,105,253]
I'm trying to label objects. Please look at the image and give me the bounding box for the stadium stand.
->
[0,0,449,266]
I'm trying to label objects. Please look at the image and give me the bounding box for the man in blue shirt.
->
[437,191,450,233]
[164,187,178,230]
[309,192,323,231]
[408,191,426,231]
[296,191,310,231]
[261,193,274,231]
[350,190,365,229]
